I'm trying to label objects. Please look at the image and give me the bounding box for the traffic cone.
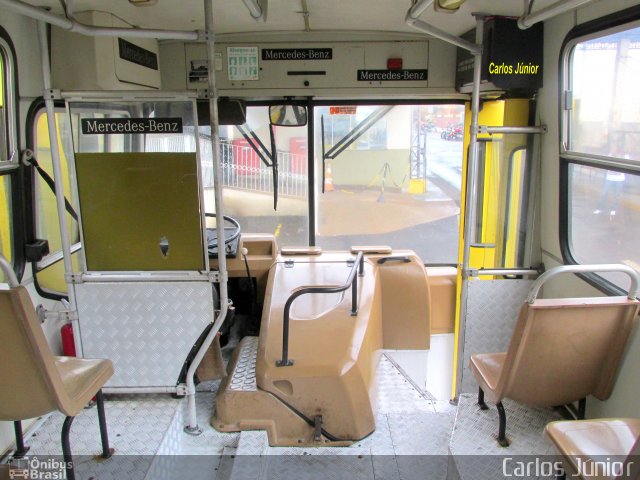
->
[324,161,335,192]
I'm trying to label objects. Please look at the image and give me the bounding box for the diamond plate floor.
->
[8,354,563,480]
[20,395,184,480]
[227,354,458,480]
[15,391,240,480]
[448,394,561,480]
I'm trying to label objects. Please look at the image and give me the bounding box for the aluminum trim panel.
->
[74,281,214,387]
[460,279,533,394]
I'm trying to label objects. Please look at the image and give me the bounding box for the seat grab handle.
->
[0,254,19,287]
[377,256,411,265]
[527,264,640,304]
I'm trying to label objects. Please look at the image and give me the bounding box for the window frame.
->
[559,4,640,295]
[0,32,18,171]
[0,27,25,282]
[27,98,80,300]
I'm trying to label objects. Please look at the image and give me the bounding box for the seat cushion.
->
[546,419,640,479]
[55,356,114,416]
[468,352,506,404]
[0,464,10,480]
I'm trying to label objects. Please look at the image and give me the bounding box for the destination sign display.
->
[262,48,333,61]
[81,118,183,135]
[357,69,428,81]
[118,38,158,70]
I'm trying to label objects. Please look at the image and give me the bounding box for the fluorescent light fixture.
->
[128,0,158,6]
[434,0,465,13]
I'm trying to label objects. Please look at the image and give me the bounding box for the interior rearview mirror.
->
[269,105,307,127]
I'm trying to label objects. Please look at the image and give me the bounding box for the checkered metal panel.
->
[74,282,215,388]
[460,279,533,394]
[377,354,436,414]
[229,336,258,392]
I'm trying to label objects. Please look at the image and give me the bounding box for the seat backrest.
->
[498,296,639,407]
[0,286,68,420]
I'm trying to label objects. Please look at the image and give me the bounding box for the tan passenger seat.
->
[0,256,114,480]
[545,418,640,479]
[469,266,639,447]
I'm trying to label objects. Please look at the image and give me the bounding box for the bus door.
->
[453,98,544,398]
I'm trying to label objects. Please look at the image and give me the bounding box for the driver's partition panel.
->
[66,96,215,392]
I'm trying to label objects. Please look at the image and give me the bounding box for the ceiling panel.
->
[18,0,561,36]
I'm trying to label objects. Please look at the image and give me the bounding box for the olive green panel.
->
[75,152,204,271]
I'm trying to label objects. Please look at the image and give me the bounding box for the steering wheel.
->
[204,213,241,256]
[205,213,241,246]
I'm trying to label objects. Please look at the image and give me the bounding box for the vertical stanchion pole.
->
[184,0,229,434]
[37,21,80,353]
[351,274,358,315]
[454,15,485,399]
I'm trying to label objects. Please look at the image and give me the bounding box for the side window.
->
[32,108,80,294]
[0,37,17,282]
[0,36,16,168]
[562,21,640,290]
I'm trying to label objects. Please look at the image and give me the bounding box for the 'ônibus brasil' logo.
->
[8,456,72,480]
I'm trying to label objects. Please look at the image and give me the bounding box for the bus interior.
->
[1,0,640,479]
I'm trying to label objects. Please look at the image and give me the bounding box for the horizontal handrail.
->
[276,252,365,367]
[477,126,547,135]
[527,264,640,304]
[518,0,595,30]
[80,271,212,283]
[470,268,541,277]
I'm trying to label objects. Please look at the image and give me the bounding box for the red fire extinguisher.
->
[61,323,97,402]
[61,323,76,357]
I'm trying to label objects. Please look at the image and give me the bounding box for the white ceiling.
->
[20,0,562,37]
